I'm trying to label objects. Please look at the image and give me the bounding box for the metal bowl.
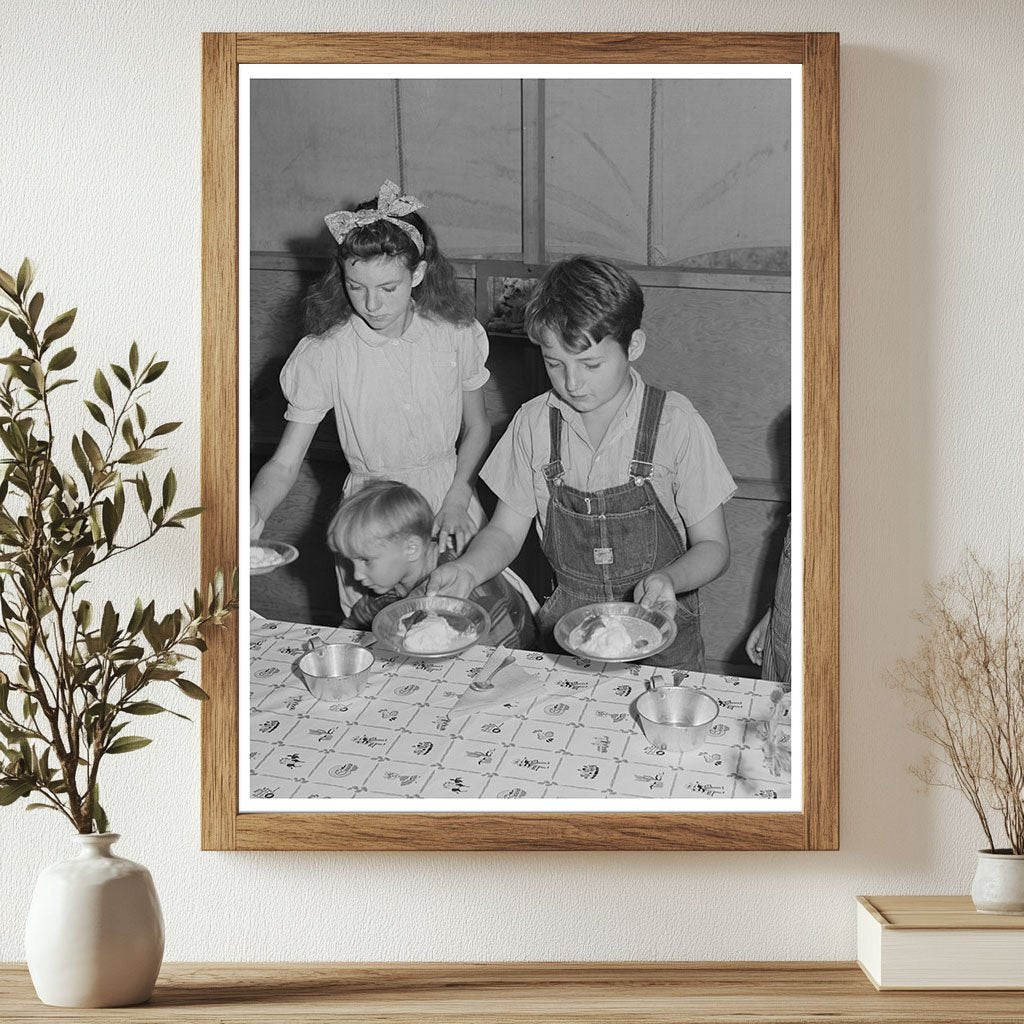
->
[553,601,676,662]
[297,641,374,700]
[249,540,299,576]
[634,685,719,752]
[371,595,490,659]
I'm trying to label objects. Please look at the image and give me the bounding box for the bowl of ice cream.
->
[372,595,491,659]
[249,540,299,576]
[553,601,676,662]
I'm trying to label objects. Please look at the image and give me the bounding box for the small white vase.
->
[970,849,1024,915]
[25,833,164,1007]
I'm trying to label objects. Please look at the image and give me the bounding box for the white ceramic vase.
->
[970,849,1024,915]
[24,833,164,1007]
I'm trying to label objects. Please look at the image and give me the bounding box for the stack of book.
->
[857,895,1024,990]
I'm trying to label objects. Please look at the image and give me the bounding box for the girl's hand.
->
[250,502,265,541]
[745,609,771,666]
[434,487,478,555]
[634,572,677,615]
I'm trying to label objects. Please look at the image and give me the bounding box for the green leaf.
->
[101,498,118,546]
[91,785,108,834]
[129,342,139,375]
[81,431,105,471]
[162,468,176,508]
[110,363,131,389]
[136,473,152,513]
[113,475,125,519]
[100,601,117,647]
[168,507,203,524]
[105,736,152,755]
[42,308,77,344]
[142,360,168,383]
[175,679,210,701]
[150,421,181,438]
[121,418,137,449]
[26,803,62,813]
[16,258,34,299]
[93,369,113,408]
[0,779,34,805]
[0,309,10,330]
[136,404,147,432]
[71,435,92,482]
[83,400,107,427]
[124,700,171,716]
[0,268,18,300]
[47,346,77,371]
[118,448,157,465]
[27,291,43,329]
[9,316,32,345]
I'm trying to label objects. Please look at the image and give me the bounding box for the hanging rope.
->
[393,80,406,192]
[646,79,658,266]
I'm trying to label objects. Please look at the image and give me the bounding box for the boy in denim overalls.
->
[428,256,735,670]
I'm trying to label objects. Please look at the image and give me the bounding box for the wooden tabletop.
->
[3,962,1024,1022]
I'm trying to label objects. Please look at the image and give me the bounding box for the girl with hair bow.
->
[250,180,491,611]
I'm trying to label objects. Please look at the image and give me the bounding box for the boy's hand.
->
[425,559,478,599]
[745,609,771,666]
[634,572,677,616]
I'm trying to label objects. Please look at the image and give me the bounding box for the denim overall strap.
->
[537,385,704,670]
[542,405,565,483]
[628,384,666,483]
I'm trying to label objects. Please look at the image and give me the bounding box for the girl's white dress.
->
[280,307,489,518]
[280,307,489,611]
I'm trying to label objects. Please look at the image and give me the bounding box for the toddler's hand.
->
[434,497,477,555]
[634,572,676,615]
[425,560,477,600]
[249,503,265,541]
[745,609,771,666]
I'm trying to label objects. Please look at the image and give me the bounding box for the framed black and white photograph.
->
[201,32,839,851]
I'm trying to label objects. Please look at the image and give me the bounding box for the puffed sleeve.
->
[459,320,490,391]
[279,335,333,425]
[668,401,737,525]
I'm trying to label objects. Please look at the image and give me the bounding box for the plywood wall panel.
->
[637,285,791,485]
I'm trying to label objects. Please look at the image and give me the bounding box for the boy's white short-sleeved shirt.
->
[279,308,489,513]
[481,369,736,540]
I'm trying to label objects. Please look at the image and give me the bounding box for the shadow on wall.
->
[837,47,935,865]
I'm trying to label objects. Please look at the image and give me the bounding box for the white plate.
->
[249,540,299,576]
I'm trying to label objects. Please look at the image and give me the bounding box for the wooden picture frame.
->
[201,32,838,851]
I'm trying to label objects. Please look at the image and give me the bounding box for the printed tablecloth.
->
[248,617,792,802]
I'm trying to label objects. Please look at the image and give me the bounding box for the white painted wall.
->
[1,0,1022,962]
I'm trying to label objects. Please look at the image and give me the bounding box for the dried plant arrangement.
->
[894,551,1024,854]
[0,259,236,833]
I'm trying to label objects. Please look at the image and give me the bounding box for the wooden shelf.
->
[3,962,1023,1022]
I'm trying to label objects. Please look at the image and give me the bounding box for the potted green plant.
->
[0,259,236,1005]
[895,551,1024,914]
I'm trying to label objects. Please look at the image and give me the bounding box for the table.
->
[248,618,791,803]
[4,962,1022,1022]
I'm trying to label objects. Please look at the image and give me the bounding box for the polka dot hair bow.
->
[324,180,426,254]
